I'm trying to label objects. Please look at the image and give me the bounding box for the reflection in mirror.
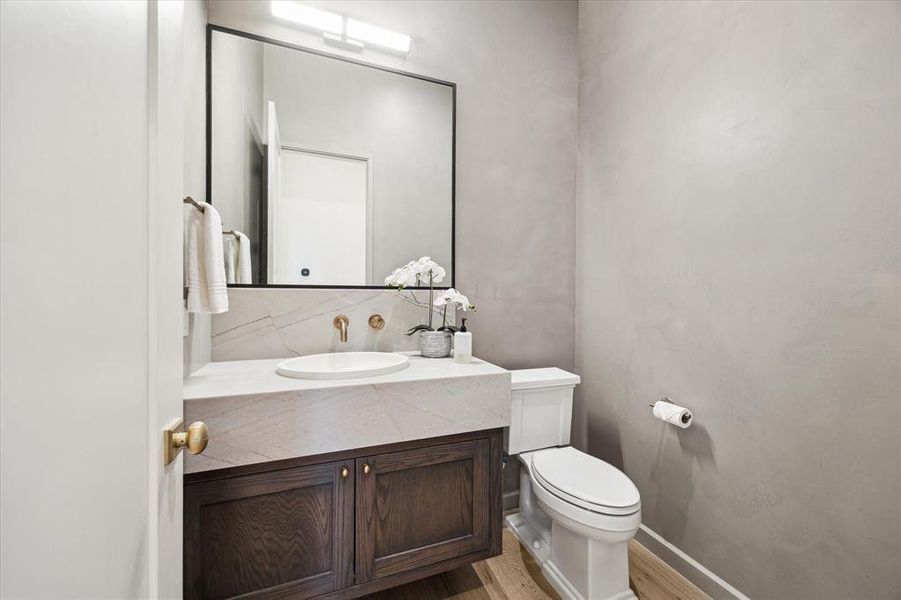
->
[209,28,455,287]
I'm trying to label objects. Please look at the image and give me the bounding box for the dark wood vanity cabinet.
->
[184,429,503,600]
[355,438,491,583]
[184,461,354,599]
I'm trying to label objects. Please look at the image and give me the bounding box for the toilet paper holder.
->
[649,397,692,424]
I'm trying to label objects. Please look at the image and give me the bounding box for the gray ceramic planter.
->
[419,330,452,358]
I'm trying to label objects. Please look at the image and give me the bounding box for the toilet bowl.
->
[505,369,640,600]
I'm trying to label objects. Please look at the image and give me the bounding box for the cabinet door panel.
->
[185,462,354,599]
[356,438,489,582]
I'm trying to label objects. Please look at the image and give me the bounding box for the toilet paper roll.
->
[652,400,692,428]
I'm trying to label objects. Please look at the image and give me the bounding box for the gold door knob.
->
[163,418,209,466]
[362,463,371,475]
[177,421,210,454]
[340,466,349,478]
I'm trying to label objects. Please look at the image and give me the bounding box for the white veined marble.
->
[212,288,453,361]
[184,355,511,474]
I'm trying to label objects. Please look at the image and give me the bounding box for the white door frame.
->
[148,1,188,597]
[266,101,282,283]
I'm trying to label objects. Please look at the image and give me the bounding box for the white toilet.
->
[506,368,641,600]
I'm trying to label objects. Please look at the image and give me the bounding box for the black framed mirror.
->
[207,25,455,289]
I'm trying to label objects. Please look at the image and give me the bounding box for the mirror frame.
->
[206,24,456,290]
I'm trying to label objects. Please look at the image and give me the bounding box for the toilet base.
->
[507,512,636,600]
[506,466,637,600]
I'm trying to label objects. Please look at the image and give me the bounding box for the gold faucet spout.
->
[334,315,349,343]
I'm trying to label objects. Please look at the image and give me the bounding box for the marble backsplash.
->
[212,288,453,361]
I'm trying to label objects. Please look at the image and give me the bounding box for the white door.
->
[1,1,187,597]
[273,150,369,285]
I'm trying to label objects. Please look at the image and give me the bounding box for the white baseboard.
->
[634,525,749,600]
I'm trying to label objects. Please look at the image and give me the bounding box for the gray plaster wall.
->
[575,1,900,598]
[207,0,578,370]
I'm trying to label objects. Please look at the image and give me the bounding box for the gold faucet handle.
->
[368,314,385,330]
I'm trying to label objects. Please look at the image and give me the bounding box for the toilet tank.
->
[506,368,581,455]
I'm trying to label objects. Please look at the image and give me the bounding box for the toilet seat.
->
[530,447,640,516]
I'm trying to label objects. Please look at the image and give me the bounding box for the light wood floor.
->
[364,529,710,600]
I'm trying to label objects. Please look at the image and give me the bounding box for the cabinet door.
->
[184,462,354,599]
[355,438,490,582]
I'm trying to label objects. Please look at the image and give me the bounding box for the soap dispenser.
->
[454,318,472,364]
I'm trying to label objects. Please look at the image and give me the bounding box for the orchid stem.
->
[428,271,434,329]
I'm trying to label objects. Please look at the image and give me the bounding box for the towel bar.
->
[183,196,205,212]
[185,197,240,239]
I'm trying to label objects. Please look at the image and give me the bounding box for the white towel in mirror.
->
[223,231,253,284]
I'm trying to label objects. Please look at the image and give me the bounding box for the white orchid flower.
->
[457,293,474,311]
[385,257,460,332]
[431,288,476,331]
[385,263,420,288]
[433,288,475,311]
[408,256,444,284]
[429,264,446,284]
[433,293,449,306]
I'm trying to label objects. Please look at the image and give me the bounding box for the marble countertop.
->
[184,353,508,400]
[183,354,512,475]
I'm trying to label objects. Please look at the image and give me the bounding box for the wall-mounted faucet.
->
[333,315,349,343]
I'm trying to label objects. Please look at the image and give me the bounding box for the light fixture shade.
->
[271,0,343,35]
[323,32,365,52]
[346,18,411,53]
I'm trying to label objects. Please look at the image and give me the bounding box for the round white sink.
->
[276,352,410,380]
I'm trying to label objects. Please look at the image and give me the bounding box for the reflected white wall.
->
[210,32,264,270]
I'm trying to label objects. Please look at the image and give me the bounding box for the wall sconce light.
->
[270,1,342,34]
[346,18,411,53]
[271,1,411,54]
